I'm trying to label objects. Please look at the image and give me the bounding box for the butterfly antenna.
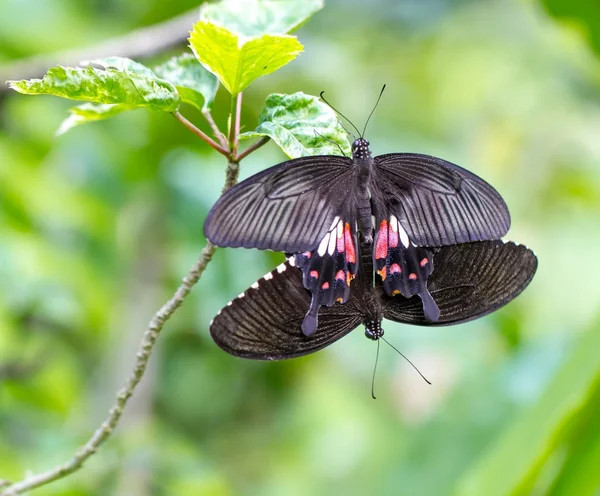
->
[313,129,348,157]
[371,339,381,400]
[320,91,361,138]
[381,337,432,385]
[362,84,386,138]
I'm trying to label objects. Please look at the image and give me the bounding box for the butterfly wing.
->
[373,153,510,247]
[383,241,537,325]
[204,155,355,253]
[210,260,364,360]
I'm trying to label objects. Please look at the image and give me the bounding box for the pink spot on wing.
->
[409,273,417,280]
[420,258,428,267]
[303,251,312,258]
[321,282,330,289]
[335,270,345,281]
[310,270,318,278]
[390,263,401,274]
[337,234,345,252]
[388,228,399,248]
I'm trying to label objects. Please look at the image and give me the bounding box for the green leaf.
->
[189,21,303,95]
[57,103,133,135]
[239,92,351,158]
[153,53,219,111]
[83,56,157,77]
[8,58,179,111]
[454,325,600,496]
[199,0,324,36]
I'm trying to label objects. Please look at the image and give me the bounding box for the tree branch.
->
[0,157,240,496]
[0,8,198,91]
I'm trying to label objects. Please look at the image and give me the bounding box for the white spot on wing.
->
[329,216,340,230]
[398,223,410,248]
[237,292,245,299]
[390,215,399,233]
[317,233,330,256]
[251,281,259,289]
[227,301,233,306]
[264,272,273,280]
[336,219,343,239]
[288,256,296,267]
[276,263,286,273]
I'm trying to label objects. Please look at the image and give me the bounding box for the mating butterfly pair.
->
[205,138,537,360]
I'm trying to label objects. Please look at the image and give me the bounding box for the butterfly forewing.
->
[373,153,511,247]
[204,155,355,253]
[210,260,364,360]
[383,241,537,326]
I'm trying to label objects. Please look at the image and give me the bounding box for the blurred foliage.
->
[542,0,600,56]
[1,0,600,495]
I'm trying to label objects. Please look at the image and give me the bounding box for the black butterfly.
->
[210,240,537,360]
[204,138,511,335]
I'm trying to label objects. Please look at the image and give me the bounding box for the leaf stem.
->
[234,136,270,162]
[173,111,229,156]
[228,92,243,156]
[202,109,228,149]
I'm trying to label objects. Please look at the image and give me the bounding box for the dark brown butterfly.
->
[210,240,537,360]
[204,138,511,335]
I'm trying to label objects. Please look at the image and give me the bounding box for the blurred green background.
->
[1,0,600,495]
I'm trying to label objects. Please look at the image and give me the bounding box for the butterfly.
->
[204,137,511,336]
[210,239,537,360]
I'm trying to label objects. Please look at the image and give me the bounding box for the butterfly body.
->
[205,138,512,336]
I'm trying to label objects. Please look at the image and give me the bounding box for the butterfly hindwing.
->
[371,206,440,321]
[383,241,537,326]
[373,153,511,247]
[294,214,359,336]
[210,260,363,360]
[204,155,355,253]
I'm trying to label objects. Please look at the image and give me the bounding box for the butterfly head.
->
[364,319,384,340]
[351,138,372,161]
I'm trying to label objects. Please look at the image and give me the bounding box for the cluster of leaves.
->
[8,0,350,158]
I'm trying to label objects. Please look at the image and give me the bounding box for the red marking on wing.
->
[409,273,417,280]
[420,258,428,267]
[335,270,345,281]
[390,263,401,274]
[344,223,356,263]
[303,251,312,258]
[309,270,318,278]
[321,282,330,290]
[375,220,389,260]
